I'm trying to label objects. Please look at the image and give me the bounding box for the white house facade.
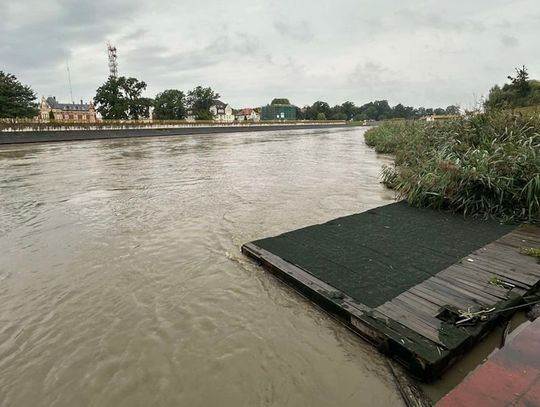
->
[210,100,234,122]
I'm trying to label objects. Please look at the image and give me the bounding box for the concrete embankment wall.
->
[0,124,350,145]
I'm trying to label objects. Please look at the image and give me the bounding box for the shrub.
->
[364,113,540,223]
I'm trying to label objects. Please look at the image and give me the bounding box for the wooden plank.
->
[409,284,474,310]
[395,291,442,315]
[456,259,536,288]
[441,262,529,291]
[513,226,540,243]
[458,255,539,286]
[383,296,442,328]
[438,265,520,299]
[430,276,500,305]
[435,270,511,301]
[462,253,519,274]
[376,302,446,347]
[390,297,443,329]
[420,279,489,309]
[421,278,490,307]
[477,242,540,271]
[496,232,540,249]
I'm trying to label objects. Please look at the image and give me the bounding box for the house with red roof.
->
[235,108,260,122]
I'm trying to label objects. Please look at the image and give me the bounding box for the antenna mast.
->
[107,42,119,78]
[66,61,74,103]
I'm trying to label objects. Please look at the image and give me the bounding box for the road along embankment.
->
[0,123,349,145]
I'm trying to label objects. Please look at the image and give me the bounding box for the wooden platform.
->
[242,203,540,381]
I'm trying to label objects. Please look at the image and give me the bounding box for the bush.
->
[364,113,540,223]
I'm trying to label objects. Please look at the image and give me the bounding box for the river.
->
[0,128,405,406]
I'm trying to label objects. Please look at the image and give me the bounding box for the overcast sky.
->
[1,0,539,109]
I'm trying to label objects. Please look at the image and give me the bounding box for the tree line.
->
[0,70,459,121]
[297,100,460,121]
[93,76,220,120]
[4,66,538,121]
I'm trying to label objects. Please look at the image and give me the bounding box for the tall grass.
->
[364,114,540,223]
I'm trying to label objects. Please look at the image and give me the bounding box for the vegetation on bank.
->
[365,113,540,223]
[485,66,540,110]
[0,71,38,118]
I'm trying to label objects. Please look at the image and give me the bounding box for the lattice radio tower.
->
[107,42,118,78]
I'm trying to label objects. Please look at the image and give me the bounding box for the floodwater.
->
[0,128,406,407]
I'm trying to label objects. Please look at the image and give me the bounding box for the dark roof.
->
[46,97,90,111]
[212,100,227,107]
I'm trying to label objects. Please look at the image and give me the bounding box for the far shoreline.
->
[0,123,353,145]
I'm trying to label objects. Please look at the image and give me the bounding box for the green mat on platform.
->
[253,202,515,308]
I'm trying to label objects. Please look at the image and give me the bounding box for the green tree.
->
[508,65,530,97]
[331,112,347,120]
[445,105,460,115]
[434,108,446,115]
[0,71,38,118]
[316,112,326,120]
[353,113,368,121]
[485,66,540,110]
[94,76,151,120]
[340,101,356,120]
[153,89,186,120]
[271,98,290,105]
[187,86,220,120]
[306,101,331,120]
[392,103,407,118]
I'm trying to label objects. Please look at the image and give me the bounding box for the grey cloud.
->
[273,20,314,42]
[0,0,145,71]
[391,8,486,33]
[123,33,262,77]
[500,35,519,48]
[1,0,539,108]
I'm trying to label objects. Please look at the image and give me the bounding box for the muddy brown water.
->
[0,128,411,406]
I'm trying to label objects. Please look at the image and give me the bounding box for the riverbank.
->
[0,122,349,145]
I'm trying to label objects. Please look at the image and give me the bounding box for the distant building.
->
[235,108,260,121]
[210,100,234,122]
[185,108,196,121]
[261,103,296,120]
[38,96,96,122]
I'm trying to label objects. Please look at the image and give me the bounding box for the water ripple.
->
[0,129,400,407]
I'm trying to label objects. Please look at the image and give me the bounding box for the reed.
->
[365,113,540,223]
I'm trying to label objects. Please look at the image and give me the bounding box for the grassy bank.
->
[364,114,540,223]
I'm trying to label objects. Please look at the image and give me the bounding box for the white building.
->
[235,108,260,121]
[210,100,234,122]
